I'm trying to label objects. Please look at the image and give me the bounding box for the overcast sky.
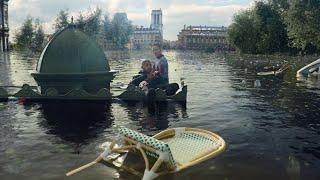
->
[9,0,254,41]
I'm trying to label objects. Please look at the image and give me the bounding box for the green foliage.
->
[15,17,34,49]
[54,9,70,31]
[227,10,260,54]
[32,23,45,52]
[228,1,289,54]
[83,8,102,40]
[228,0,320,54]
[73,9,133,49]
[14,17,46,51]
[283,0,320,53]
[103,14,112,41]
[76,12,86,30]
[254,1,289,53]
[109,13,133,49]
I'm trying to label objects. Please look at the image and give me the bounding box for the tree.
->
[283,0,320,53]
[54,9,70,31]
[32,23,45,51]
[254,1,289,53]
[76,12,86,30]
[110,13,133,49]
[15,17,34,49]
[103,14,112,41]
[227,1,291,54]
[227,10,260,54]
[83,8,102,39]
[14,17,46,51]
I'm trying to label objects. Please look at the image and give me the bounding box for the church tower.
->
[151,9,163,36]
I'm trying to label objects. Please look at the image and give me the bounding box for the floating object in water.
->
[254,80,261,88]
[66,127,226,179]
[241,79,246,86]
[30,25,116,95]
[297,59,320,78]
[258,64,290,77]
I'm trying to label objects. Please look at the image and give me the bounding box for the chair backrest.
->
[118,127,177,169]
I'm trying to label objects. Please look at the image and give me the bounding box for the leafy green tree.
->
[14,17,46,51]
[227,1,291,54]
[32,24,45,51]
[227,10,260,54]
[110,13,133,49]
[54,9,70,31]
[15,17,34,49]
[83,8,102,40]
[254,1,289,53]
[103,14,112,41]
[76,12,86,30]
[283,0,320,53]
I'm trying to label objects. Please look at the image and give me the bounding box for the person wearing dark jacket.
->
[148,46,169,88]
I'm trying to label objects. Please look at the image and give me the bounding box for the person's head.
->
[152,45,162,58]
[141,60,153,73]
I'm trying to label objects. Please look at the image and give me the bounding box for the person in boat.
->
[149,46,179,96]
[130,59,155,86]
[150,45,169,87]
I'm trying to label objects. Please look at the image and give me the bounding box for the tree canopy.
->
[54,9,70,31]
[14,8,135,51]
[14,17,45,51]
[227,0,320,54]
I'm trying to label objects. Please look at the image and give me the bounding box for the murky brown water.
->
[0,50,320,180]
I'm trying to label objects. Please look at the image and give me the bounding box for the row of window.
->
[133,39,161,43]
[133,35,160,39]
[185,38,226,43]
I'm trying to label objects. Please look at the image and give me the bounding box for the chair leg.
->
[142,158,163,180]
[151,158,163,172]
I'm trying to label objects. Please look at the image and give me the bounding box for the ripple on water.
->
[0,51,320,180]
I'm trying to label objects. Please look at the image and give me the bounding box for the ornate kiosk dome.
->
[31,25,115,95]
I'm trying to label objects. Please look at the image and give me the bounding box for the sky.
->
[9,0,254,41]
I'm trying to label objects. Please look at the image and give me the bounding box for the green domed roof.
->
[37,26,110,73]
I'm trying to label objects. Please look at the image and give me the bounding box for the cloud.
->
[9,0,254,41]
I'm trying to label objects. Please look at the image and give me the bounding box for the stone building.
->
[0,0,9,52]
[177,25,229,51]
[130,9,163,49]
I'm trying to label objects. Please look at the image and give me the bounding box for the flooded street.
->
[0,50,320,180]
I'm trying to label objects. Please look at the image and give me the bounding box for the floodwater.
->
[0,50,320,180]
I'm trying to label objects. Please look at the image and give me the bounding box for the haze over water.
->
[0,51,319,180]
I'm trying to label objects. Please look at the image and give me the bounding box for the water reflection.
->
[117,101,187,132]
[2,51,320,180]
[39,102,114,145]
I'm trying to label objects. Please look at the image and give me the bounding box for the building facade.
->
[0,0,9,52]
[130,9,163,49]
[177,25,229,51]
